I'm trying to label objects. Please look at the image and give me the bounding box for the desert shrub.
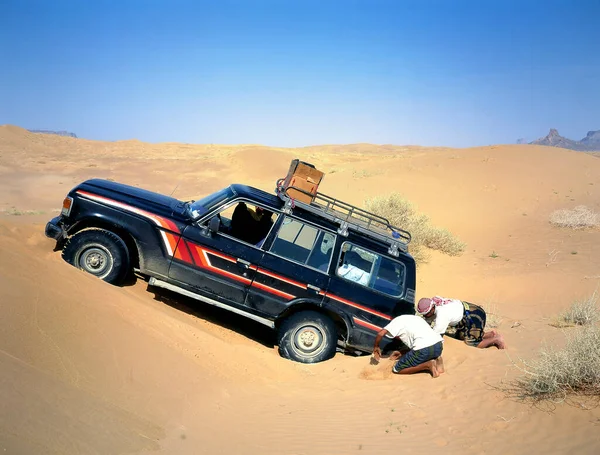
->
[559,292,599,326]
[483,302,503,328]
[511,324,600,400]
[549,205,599,229]
[1,208,46,216]
[365,193,465,264]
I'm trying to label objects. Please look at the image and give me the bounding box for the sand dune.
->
[1,125,600,454]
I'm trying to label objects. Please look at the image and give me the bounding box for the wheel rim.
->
[291,324,326,359]
[78,245,113,278]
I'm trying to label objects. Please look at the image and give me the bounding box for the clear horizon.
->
[1,0,599,148]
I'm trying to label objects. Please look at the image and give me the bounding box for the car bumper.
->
[45,216,66,242]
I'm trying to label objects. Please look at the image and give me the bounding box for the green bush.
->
[365,193,465,264]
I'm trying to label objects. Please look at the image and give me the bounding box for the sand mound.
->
[1,128,600,454]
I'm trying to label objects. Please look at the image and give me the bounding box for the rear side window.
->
[336,242,405,297]
[270,216,335,271]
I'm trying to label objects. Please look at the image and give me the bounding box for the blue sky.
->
[1,0,598,147]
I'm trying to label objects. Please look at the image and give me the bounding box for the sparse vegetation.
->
[549,205,599,229]
[352,169,383,178]
[509,324,600,400]
[364,193,465,264]
[483,302,503,328]
[489,251,499,258]
[558,292,599,327]
[1,208,46,216]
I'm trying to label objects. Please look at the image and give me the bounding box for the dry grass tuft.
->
[1,208,46,216]
[549,205,599,229]
[508,324,600,400]
[559,292,599,327]
[365,193,466,264]
[483,302,503,328]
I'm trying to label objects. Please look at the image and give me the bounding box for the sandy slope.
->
[1,125,600,454]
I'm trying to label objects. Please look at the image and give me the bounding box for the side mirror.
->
[208,215,221,233]
[200,215,221,237]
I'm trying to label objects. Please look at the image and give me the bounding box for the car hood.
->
[73,179,189,219]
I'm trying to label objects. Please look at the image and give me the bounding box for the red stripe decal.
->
[176,239,193,264]
[251,281,295,300]
[186,243,251,285]
[76,190,181,234]
[212,268,252,285]
[186,241,204,266]
[353,317,383,332]
[325,293,392,320]
[256,268,306,289]
[165,232,179,255]
[188,243,237,264]
[163,218,180,232]
[206,249,237,264]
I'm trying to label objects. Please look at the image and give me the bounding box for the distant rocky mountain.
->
[580,130,600,147]
[529,128,600,151]
[28,129,78,138]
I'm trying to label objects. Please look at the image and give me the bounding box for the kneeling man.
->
[373,314,445,378]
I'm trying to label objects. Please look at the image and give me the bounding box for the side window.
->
[270,216,335,271]
[205,200,279,247]
[336,242,405,296]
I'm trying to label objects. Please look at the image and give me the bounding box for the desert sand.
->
[1,124,600,454]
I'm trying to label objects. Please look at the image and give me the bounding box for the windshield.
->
[188,187,233,220]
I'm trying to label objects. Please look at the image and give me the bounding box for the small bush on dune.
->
[365,193,465,265]
[483,302,503,328]
[559,292,599,327]
[421,226,466,257]
[511,324,600,400]
[549,206,599,229]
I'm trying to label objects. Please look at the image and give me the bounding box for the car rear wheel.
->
[62,229,130,285]
[278,311,337,363]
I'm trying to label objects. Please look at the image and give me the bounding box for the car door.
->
[323,241,408,335]
[167,199,277,306]
[245,215,335,316]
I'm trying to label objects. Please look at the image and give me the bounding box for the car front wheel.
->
[62,229,130,285]
[278,311,337,363]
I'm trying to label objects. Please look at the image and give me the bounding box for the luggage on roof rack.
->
[275,178,412,257]
[280,159,324,204]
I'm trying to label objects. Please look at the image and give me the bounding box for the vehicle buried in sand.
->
[45,164,417,363]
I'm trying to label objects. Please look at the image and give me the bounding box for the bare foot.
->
[429,360,440,378]
[435,356,445,374]
[495,335,507,350]
[388,350,402,361]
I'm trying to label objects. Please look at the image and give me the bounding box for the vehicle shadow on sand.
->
[147,285,278,349]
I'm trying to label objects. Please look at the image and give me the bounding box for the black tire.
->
[277,311,337,364]
[62,229,130,285]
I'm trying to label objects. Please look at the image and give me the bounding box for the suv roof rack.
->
[275,180,412,257]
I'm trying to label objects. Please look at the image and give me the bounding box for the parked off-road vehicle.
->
[45,177,416,363]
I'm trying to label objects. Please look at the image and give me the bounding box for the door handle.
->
[307,284,321,293]
[237,258,251,269]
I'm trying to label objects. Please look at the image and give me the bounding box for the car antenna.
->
[170,183,180,197]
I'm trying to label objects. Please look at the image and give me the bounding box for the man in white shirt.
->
[372,314,445,378]
[417,296,506,349]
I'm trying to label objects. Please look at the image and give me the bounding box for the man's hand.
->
[372,328,389,364]
[373,346,382,361]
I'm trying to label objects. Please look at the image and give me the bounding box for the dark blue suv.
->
[45,178,416,363]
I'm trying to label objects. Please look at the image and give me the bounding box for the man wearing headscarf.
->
[417,296,506,349]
